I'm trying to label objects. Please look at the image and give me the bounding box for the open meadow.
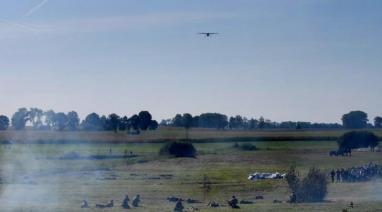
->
[0,129,382,211]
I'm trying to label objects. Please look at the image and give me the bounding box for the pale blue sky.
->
[0,0,381,123]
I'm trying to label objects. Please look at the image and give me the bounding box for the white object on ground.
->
[248,172,286,181]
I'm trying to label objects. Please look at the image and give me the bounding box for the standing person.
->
[336,169,341,182]
[330,169,336,183]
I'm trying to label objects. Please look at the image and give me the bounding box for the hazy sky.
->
[0,0,381,123]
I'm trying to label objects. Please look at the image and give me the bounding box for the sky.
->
[0,0,381,123]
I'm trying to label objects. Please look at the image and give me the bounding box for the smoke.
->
[0,131,125,211]
[24,0,49,17]
[0,141,61,210]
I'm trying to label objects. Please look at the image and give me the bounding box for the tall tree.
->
[0,115,10,130]
[66,111,80,131]
[374,116,382,128]
[342,111,368,129]
[172,114,183,127]
[198,113,228,129]
[29,108,43,129]
[100,115,108,130]
[229,115,244,129]
[53,112,68,131]
[119,116,129,131]
[108,113,120,133]
[11,108,29,130]
[138,111,152,131]
[128,114,140,134]
[44,110,56,130]
[82,113,103,131]
[148,120,159,130]
[248,118,258,130]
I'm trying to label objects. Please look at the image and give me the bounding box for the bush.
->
[286,167,327,203]
[239,143,257,151]
[298,168,327,202]
[159,141,196,157]
[338,131,379,151]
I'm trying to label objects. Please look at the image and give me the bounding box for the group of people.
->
[330,162,382,183]
[173,195,240,211]
[122,194,141,209]
[81,194,140,209]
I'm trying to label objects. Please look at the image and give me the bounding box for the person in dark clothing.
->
[330,169,336,183]
[228,195,240,209]
[174,199,184,212]
[122,195,130,209]
[336,169,341,182]
[132,195,141,207]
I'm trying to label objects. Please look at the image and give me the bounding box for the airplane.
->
[198,32,219,37]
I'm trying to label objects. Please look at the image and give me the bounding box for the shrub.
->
[239,143,257,151]
[298,168,328,202]
[159,141,196,157]
[286,167,327,203]
[338,131,379,151]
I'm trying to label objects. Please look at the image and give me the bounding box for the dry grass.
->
[1,141,382,211]
[1,127,381,143]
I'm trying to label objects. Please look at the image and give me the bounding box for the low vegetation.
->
[286,166,328,203]
[159,141,197,157]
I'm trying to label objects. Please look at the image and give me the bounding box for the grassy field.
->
[1,127,382,143]
[1,135,382,211]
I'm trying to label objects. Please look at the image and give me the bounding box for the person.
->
[122,195,130,209]
[174,198,184,212]
[330,169,335,183]
[106,200,114,208]
[81,200,89,208]
[132,194,141,207]
[96,200,113,208]
[289,192,297,203]
[336,169,341,182]
[228,195,240,209]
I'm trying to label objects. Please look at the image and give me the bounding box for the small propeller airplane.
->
[198,32,219,37]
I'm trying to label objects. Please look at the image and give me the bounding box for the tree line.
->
[162,110,382,130]
[0,109,381,132]
[0,107,158,133]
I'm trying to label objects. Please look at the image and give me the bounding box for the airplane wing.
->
[197,32,219,34]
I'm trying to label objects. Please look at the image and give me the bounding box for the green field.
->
[0,129,382,211]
